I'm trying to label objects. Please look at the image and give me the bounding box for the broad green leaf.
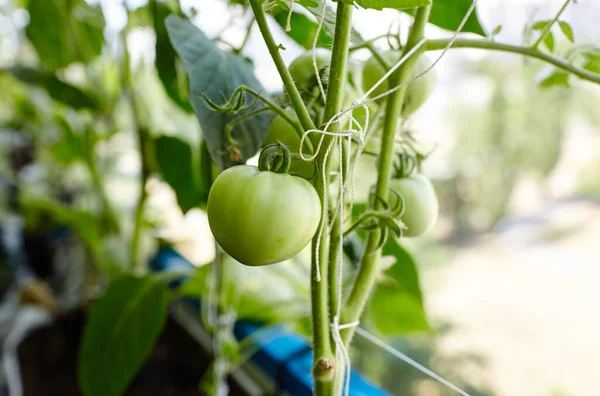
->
[152,2,194,113]
[539,70,570,88]
[272,10,333,49]
[367,238,429,334]
[26,0,105,69]
[166,15,271,170]
[154,135,209,213]
[558,21,574,42]
[79,276,169,396]
[405,0,485,36]
[7,66,100,110]
[340,0,430,10]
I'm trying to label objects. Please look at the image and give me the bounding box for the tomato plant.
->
[207,147,321,266]
[6,0,599,395]
[362,51,437,116]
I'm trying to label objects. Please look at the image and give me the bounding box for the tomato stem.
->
[307,2,355,394]
[248,0,316,133]
[340,4,432,347]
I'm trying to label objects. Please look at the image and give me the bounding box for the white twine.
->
[355,327,472,396]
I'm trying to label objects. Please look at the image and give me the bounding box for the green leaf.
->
[340,0,430,10]
[544,32,555,52]
[530,20,555,51]
[272,10,333,49]
[367,238,429,334]
[127,5,153,28]
[7,66,100,110]
[531,20,551,30]
[405,0,486,36]
[152,3,194,113]
[79,276,169,396]
[583,60,600,75]
[154,135,209,213]
[52,114,85,164]
[539,70,570,88]
[582,48,600,62]
[491,24,502,37]
[558,21,574,42]
[166,15,271,170]
[26,0,105,69]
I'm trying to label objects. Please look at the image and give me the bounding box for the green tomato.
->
[362,52,436,117]
[265,109,340,179]
[289,49,331,94]
[389,174,439,237]
[207,165,321,266]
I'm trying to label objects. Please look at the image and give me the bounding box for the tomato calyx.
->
[393,151,418,178]
[258,142,292,174]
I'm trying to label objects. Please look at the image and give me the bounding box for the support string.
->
[355,327,472,396]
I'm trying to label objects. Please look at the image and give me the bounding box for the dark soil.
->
[17,308,245,396]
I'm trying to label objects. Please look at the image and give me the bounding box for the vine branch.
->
[425,38,600,85]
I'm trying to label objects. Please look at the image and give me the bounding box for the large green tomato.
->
[289,49,331,94]
[207,165,321,266]
[389,174,439,237]
[362,52,436,117]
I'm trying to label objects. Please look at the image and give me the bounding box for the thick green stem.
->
[340,5,432,346]
[309,3,354,395]
[248,0,315,132]
[425,38,600,85]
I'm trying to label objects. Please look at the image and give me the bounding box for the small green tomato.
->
[390,174,439,237]
[289,49,331,94]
